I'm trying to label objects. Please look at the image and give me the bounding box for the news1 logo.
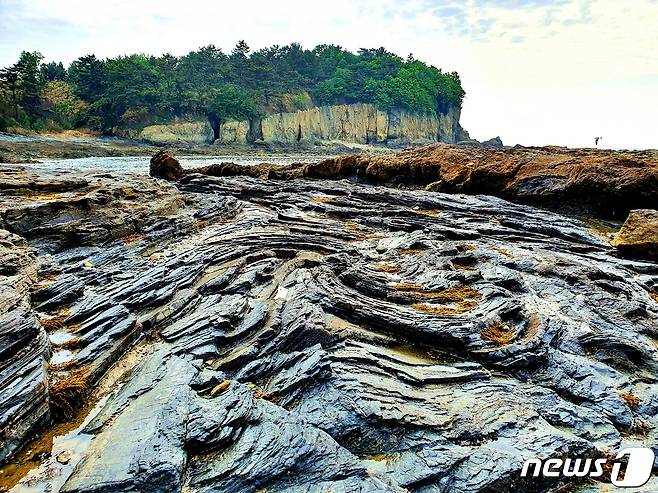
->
[521,447,655,487]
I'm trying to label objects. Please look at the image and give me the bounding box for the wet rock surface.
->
[1,160,658,492]
[0,229,50,463]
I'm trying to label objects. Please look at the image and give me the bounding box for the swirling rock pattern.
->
[1,163,658,492]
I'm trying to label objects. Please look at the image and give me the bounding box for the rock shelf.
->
[1,149,658,492]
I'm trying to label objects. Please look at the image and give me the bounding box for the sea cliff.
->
[125,103,469,147]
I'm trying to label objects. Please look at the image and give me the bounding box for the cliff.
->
[122,103,468,147]
[114,118,214,145]
[219,103,468,146]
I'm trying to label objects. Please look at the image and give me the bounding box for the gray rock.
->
[3,167,658,493]
[61,348,197,493]
[0,229,50,463]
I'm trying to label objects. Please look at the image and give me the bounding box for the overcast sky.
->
[1,0,656,149]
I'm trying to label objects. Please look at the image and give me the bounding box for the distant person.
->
[595,136,602,146]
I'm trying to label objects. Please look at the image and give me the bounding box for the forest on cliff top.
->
[0,42,465,133]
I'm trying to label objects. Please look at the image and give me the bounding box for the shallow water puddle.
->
[49,349,75,366]
[6,393,111,493]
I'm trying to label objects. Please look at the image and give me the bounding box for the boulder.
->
[612,209,658,257]
[150,149,185,181]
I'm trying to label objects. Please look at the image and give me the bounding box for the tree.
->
[68,55,104,101]
[231,40,250,59]
[313,67,352,105]
[41,61,66,81]
[0,66,20,118]
[178,45,228,90]
[0,42,466,132]
[42,80,88,126]
[15,51,45,115]
[204,85,260,122]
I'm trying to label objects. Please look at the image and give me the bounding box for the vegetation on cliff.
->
[0,43,464,133]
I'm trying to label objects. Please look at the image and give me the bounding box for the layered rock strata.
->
[130,103,468,146]
[0,229,50,463]
[152,143,658,219]
[1,159,658,492]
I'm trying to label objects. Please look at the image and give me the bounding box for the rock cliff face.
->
[220,103,468,146]
[119,104,467,147]
[139,121,214,145]
[117,119,215,145]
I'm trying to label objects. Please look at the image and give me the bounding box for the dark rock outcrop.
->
[456,136,504,148]
[3,162,658,492]
[0,229,50,463]
[1,165,184,252]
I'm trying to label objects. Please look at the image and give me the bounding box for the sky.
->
[0,0,656,149]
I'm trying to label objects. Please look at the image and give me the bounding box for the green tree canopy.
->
[0,43,465,131]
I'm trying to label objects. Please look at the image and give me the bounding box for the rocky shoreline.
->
[0,132,394,165]
[1,145,658,492]
[151,144,658,219]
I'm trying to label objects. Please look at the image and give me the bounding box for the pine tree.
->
[0,66,20,118]
[15,51,44,114]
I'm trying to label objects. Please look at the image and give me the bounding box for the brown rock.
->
[611,209,658,257]
[306,145,658,218]
[162,144,658,218]
[210,380,230,397]
[150,149,185,181]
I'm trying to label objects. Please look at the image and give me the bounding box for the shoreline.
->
[0,130,397,164]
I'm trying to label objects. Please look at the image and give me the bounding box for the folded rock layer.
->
[1,160,658,492]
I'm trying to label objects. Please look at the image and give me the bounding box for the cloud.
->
[0,0,656,148]
[432,5,466,18]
